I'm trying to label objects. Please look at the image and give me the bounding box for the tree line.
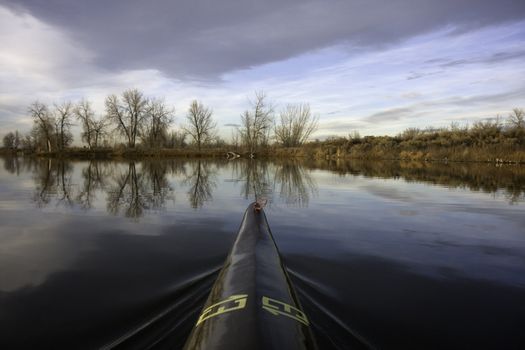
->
[3,90,522,161]
[2,89,319,154]
[309,108,525,162]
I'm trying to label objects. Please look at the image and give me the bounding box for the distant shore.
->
[1,144,524,164]
[3,101,523,164]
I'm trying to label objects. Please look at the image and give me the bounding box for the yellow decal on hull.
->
[196,294,248,326]
[262,296,310,326]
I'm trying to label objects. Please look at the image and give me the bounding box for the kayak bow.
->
[183,203,317,350]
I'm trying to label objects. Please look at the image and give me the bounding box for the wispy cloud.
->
[438,50,525,68]
[365,108,415,123]
[317,119,368,134]
[406,71,443,80]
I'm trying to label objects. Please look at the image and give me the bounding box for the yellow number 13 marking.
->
[262,296,310,326]
[195,294,310,327]
[196,294,248,326]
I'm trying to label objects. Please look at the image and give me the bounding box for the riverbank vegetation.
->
[301,108,525,163]
[1,88,524,163]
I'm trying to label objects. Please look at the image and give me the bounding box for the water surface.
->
[1,157,524,349]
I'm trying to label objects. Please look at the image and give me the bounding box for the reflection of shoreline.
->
[231,159,318,207]
[32,158,74,207]
[183,160,216,209]
[105,161,175,218]
[25,158,176,219]
[301,159,525,204]
[274,161,318,207]
[78,161,108,209]
[4,156,524,215]
[107,162,147,218]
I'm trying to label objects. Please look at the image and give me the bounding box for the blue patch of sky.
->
[220,20,525,136]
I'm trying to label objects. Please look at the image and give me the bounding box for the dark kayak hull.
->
[183,203,317,350]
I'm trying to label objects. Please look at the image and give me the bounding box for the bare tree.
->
[3,132,15,149]
[75,99,95,149]
[105,88,148,148]
[239,91,274,155]
[142,98,174,148]
[274,103,319,147]
[54,101,74,150]
[75,99,109,148]
[168,130,188,148]
[508,108,524,129]
[22,127,39,152]
[229,132,239,151]
[29,101,55,152]
[183,100,217,151]
[14,131,20,150]
[91,118,109,148]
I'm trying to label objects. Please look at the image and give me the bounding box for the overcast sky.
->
[1,0,525,141]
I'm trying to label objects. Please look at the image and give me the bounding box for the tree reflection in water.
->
[230,160,271,201]
[32,158,56,207]
[32,158,74,208]
[77,161,109,209]
[28,159,174,218]
[230,160,318,207]
[183,160,216,209]
[106,161,174,218]
[306,159,525,204]
[18,157,525,216]
[143,161,174,210]
[274,160,318,207]
[3,155,21,175]
[106,162,147,218]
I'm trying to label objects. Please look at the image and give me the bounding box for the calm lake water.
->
[1,156,524,349]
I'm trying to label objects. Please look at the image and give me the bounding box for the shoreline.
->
[1,147,524,165]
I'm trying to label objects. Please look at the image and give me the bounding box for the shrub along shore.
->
[2,141,525,164]
[3,106,524,164]
[2,87,524,164]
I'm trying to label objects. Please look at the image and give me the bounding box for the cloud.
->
[400,92,423,99]
[1,3,524,140]
[365,108,415,123]
[406,71,443,80]
[428,87,525,108]
[3,0,525,78]
[318,119,366,133]
[0,6,99,130]
[438,50,525,69]
[486,50,525,64]
[354,87,525,131]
